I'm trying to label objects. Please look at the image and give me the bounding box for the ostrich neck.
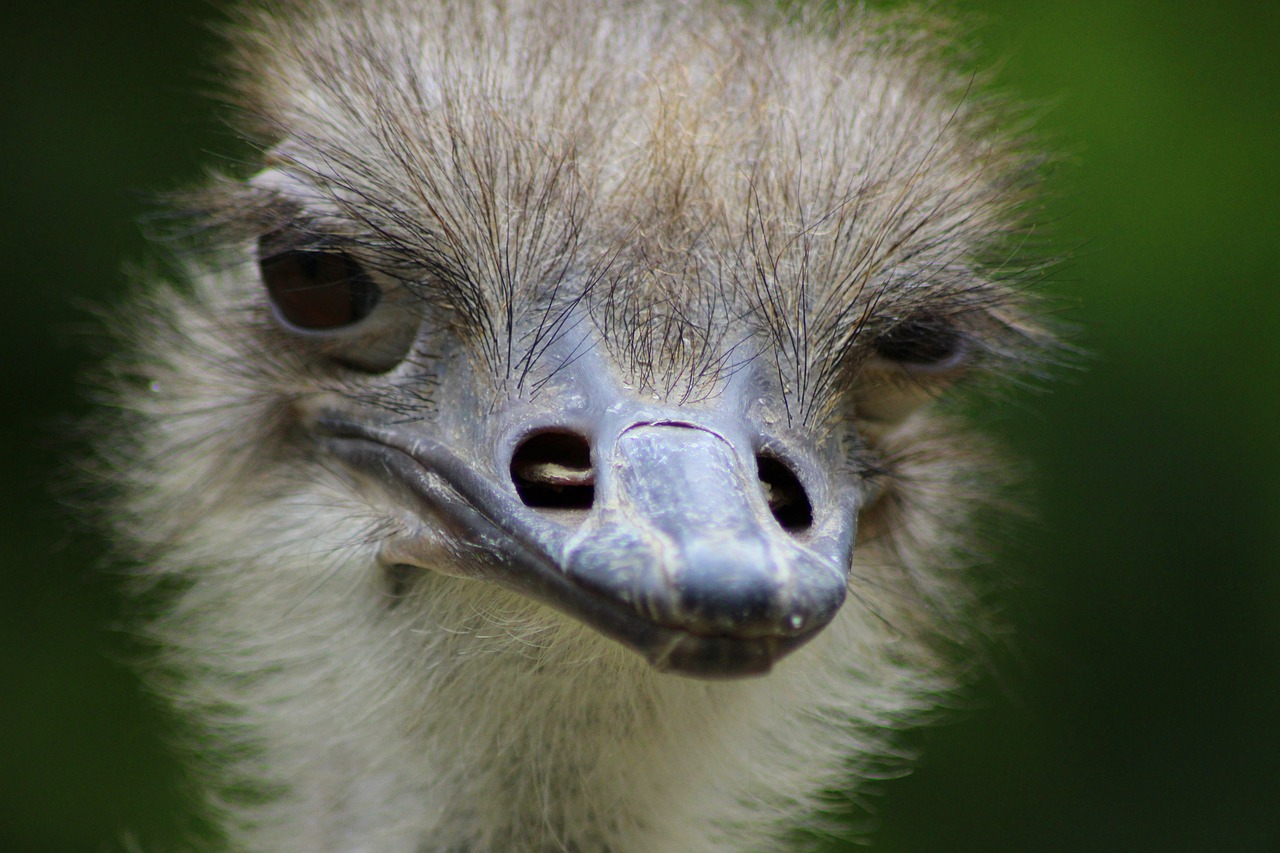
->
[212,566,852,853]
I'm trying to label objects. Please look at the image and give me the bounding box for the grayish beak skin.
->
[316,323,863,679]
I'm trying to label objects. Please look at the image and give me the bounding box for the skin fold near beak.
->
[320,399,860,679]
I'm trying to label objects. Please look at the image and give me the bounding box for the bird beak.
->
[315,350,861,678]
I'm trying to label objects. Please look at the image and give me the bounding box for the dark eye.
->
[872,316,966,369]
[259,246,380,331]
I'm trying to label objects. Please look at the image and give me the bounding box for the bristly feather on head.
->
[183,0,1053,413]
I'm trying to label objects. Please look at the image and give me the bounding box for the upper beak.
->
[565,423,847,642]
[318,406,859,679]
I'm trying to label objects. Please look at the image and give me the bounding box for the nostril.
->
[757,455,813,533]
[510,431,596,511]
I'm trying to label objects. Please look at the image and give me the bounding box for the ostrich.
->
[102,0,1052,850]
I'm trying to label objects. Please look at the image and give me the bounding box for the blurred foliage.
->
[1,1,1276,850]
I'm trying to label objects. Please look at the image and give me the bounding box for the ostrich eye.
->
[872,316,966,369]
[260,247,380,331]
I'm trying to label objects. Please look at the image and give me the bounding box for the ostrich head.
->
[105,0,1052,849]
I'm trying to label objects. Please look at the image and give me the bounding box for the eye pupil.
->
[873,318,963,366]
[260,247,379,330]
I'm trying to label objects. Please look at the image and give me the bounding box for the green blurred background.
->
[2,1,1276,850]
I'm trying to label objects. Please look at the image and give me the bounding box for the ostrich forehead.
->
[222,0,1029,402]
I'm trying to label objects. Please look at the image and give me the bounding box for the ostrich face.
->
[246,160,876,679]
[140,0,1040,682]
